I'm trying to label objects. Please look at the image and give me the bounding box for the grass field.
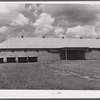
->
[0,60,100,89]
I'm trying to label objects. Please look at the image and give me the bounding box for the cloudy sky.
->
[1,3,100,42]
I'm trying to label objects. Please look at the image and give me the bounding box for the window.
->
[7,57,16,63]
[28,57,37,62]
[18,57,27,63]
[0,58,3,63]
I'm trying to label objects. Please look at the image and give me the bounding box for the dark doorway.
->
[60,50,66,60]
[0,58,3,63]
[67,50,85,60]
[18,57,27,63]
[7,57,16,63]
[28,57,37,62]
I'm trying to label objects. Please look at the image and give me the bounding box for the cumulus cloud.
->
[94,14,100,33]
[43,4,100,26]
[1,3,100,42]
[66,25,98,38]
[0,26,8,33]
[0,26,8,42]
[83,25,98,37]
[33,13,54,37]
[0,4,28,42]
[0,4,10,13]
[66,25,83,38]
[33,13,54,27]
[11,14,29,26]
[22,4,43,23]
[54,27,65,37]
[34,24,53,37]
[32,4,43,18]
[0,4,26,27]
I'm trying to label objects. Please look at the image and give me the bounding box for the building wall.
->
[0,50,60,62]
[85,50,100,60]
[1,49,100,62]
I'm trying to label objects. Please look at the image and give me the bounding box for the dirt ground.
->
[0,60,100,89]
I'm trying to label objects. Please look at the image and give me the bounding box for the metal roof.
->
[0,37,100,49]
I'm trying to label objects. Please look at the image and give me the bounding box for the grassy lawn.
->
[0,60,100,89]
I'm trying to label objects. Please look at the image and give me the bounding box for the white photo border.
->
[0,1,100,98]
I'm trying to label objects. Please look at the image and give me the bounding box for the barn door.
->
[67,50,85,60]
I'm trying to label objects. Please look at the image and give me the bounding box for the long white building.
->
[0,37,100,63]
